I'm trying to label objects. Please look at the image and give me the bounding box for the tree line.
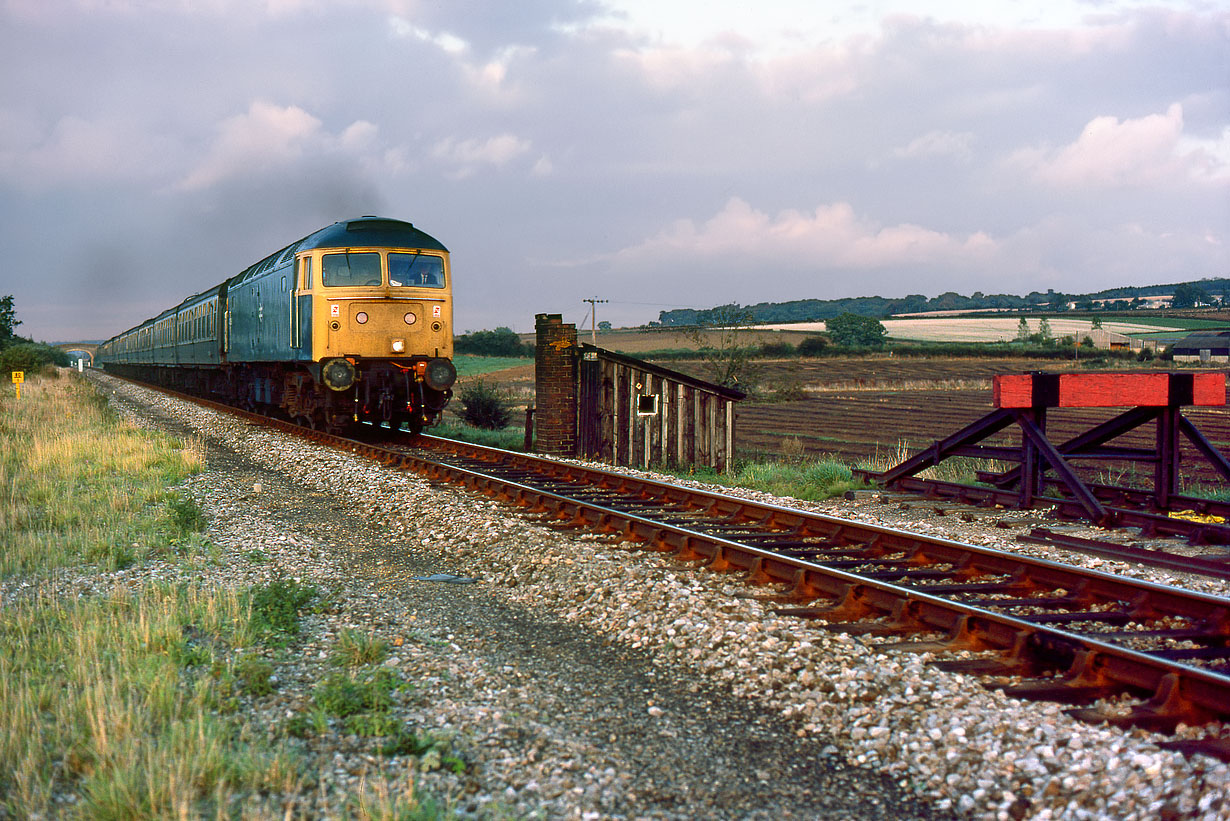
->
[655,277,1230,327]
[0,295,71,375]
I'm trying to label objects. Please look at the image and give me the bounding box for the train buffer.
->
[854,371,1230,544]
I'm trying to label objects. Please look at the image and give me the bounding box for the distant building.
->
[1086,328,1160,353]
[1172,331,1230,363]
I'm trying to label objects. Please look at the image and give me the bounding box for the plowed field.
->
[732,359,1230,488]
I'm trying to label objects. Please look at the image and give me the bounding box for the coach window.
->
[389,253,445,289]
[322,252,381,287]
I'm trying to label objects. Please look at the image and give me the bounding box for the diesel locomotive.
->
[97,216,457,434]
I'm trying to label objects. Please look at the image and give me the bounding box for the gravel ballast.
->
[12,371,1228,820]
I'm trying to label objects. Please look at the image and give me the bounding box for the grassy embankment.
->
[0,372,434,819]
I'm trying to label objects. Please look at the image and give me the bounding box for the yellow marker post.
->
[11,370,22,400]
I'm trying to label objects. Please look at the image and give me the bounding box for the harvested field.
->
[746,357,1081,392]
[761,318,1189,341]
[467,354,1230,489]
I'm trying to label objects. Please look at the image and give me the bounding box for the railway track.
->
[109,375,1230,761]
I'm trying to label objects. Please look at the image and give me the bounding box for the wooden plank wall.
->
[579,354,735,472]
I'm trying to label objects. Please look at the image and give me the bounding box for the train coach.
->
[97,216,457,435]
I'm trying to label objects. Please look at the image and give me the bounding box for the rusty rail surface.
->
[98,374,1230,760]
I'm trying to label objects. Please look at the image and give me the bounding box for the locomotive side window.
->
[300,257,312,289]
[322,252,381,287]
[389,253,445,288]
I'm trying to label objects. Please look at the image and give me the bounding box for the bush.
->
[453,327,532,357]
[0,342,68,375]
[457,381,512,430]
[757,341,795,357]
[248,578,317,638]
[797,335,830,356]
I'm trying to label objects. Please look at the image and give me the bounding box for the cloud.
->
[178,102,385,191]
[178,102,322,190]
[889,130,974,162]
[1010,103,1229,188]
[611,197,998,270]
[0,112,179,189]
[429,133,533,178]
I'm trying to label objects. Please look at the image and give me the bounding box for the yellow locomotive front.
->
[305,247,453,362]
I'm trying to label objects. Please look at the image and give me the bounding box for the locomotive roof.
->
[231,216,448,286]
[299,216,449,253]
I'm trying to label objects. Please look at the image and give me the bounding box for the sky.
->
[1,0,1227,342]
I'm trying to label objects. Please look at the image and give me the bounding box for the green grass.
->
[670,455,865,502]
[452,354,531,378]
[429,419,526,451]
[1113,316,1230,330]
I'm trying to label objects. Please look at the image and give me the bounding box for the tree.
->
[453,327,532,357]
[1038,317,1053,343]
[681,304,759,388]
[0,294,20,345]
[827,312,887,348]
[1015,317,1031,341]
[1171,283,1211,309]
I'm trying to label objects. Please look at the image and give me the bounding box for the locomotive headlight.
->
[403,312,417,325]
[355,311,369,324]
[391,339,405,353]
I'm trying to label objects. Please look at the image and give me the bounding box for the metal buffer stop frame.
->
[860,372,1230,540]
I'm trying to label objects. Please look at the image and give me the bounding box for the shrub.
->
[0,342,68,375]
[234,655,275,696]
[797,335,830,356]
[248,579,317,639]
[757,341,794,357]
[165,492,206,536]
[457,381,512,430]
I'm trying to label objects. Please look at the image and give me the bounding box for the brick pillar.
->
[535,313,578,457]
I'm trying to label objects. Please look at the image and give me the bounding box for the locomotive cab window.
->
[389,253,445,289]
[322,252,382,287]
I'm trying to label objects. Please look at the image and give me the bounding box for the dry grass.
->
[861,439,1008,484]
[0,372,204,576]
[0,372,445,817]
[0,585,304,817]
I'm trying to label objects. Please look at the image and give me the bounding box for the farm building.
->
[1086,328,1161,353]
[1172,330,1230,363]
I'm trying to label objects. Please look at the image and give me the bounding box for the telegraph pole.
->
[583,298,608,345]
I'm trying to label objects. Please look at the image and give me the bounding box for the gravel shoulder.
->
[16,371,1228,819]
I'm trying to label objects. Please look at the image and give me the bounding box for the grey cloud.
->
[0,3,1226,341]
